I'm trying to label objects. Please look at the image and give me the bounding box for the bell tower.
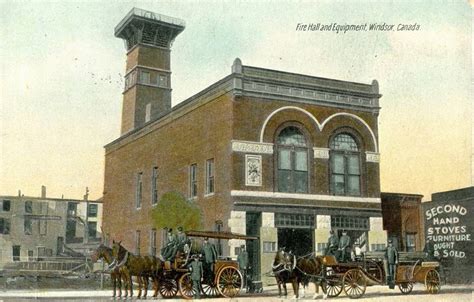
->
[115,8,185,134]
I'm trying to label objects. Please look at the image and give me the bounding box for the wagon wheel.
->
[324,276,343,297]
[343,268,367,299]
[216,266,243,297]
[159,278,178,298]
[178,273,195,300]
[202,282,219,297]
[398,282,414,294]
[366,260,384,283]
[425,269,440,294]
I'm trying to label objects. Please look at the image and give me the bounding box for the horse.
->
[90,244,124,298]
[272,249,299,298]
[111,240,164,299]
[294,254,327,299]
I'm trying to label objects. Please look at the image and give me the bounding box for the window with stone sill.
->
[150,229,157,256]
[189,164,198,198]
[25,200,32,214]
[24,218,32,235]
[2,200,11,212]
[88,204,98,217]
[151,167,158,205]
[135,230,141,255]
[206,159,215,195]
[136,172,143,209]
[276,126,309,193]
[330,133,362,196]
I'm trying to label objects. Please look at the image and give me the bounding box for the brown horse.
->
[90,244,124,298]
[272,249,299,297]
[112,240,163,299]
[294,254,327,299]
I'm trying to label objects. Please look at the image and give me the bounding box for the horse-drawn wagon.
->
[272,250,441,299]
[321,252,441,299]
[160,230,257,299]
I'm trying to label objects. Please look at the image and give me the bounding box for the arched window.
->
[277,126,309,193]
[330,133,361,196]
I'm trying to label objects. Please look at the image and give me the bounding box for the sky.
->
[0,1,472,201]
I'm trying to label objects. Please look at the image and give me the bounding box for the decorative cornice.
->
[231,190,381,203]
[240,80,378,110]
[125,65,172,77]
[313,147,330,159]
[231,140,274,154]
[366,152,380,163]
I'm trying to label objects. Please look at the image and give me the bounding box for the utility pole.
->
[84,187,89,244]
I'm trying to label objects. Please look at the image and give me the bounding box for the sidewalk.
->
[0,284,471,299]
[0,289,112,298]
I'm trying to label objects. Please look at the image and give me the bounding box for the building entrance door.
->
[246,212,261,282]
[277,228,313,256]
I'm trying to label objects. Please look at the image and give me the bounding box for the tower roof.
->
[115,8,185,50]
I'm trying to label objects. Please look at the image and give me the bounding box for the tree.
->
[151,191,203,231]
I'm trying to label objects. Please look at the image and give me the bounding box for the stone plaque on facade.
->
[366,151,380,163]
[232,140,274,154]
[245,154,262,186]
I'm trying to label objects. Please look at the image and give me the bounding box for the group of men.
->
[187,237,218,299]
[186,239,248,299]
[325,229,352,262]
[161,227,189,261]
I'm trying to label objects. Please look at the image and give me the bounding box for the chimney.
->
[18,190,21,197]
[115,8,185,134]
[41,185,46,198]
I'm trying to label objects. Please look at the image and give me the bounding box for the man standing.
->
[201,237,218,281]
[423,238,435,260]
[326,230,339,257]
[237,245,249,289]
[384,239,398,287]
[338,230,351,262]
[161,228,177,261]
[188,254,203,299]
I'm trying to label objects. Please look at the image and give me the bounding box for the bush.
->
[151,191,203,231]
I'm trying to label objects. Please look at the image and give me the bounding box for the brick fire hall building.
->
[103,8,387,284]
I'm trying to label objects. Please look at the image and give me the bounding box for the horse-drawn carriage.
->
[322,253,441,298]
[273,250,441,299]
[160,230,257,299]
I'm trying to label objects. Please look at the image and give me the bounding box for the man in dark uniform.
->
[201,237,218,282]
[161,228,177,261]
[384,239,398,287]
[237,245,249,289]
[423,238,435,260]
[338,230,351,262]
[176,227,188,252]
[188,254,203,299]
[326,230,339,257]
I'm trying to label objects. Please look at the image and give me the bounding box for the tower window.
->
[159,75,168,87]
[145,103,151,122]
[140,71,150,84]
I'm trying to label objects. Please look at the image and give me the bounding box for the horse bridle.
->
[272,252,296,274]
